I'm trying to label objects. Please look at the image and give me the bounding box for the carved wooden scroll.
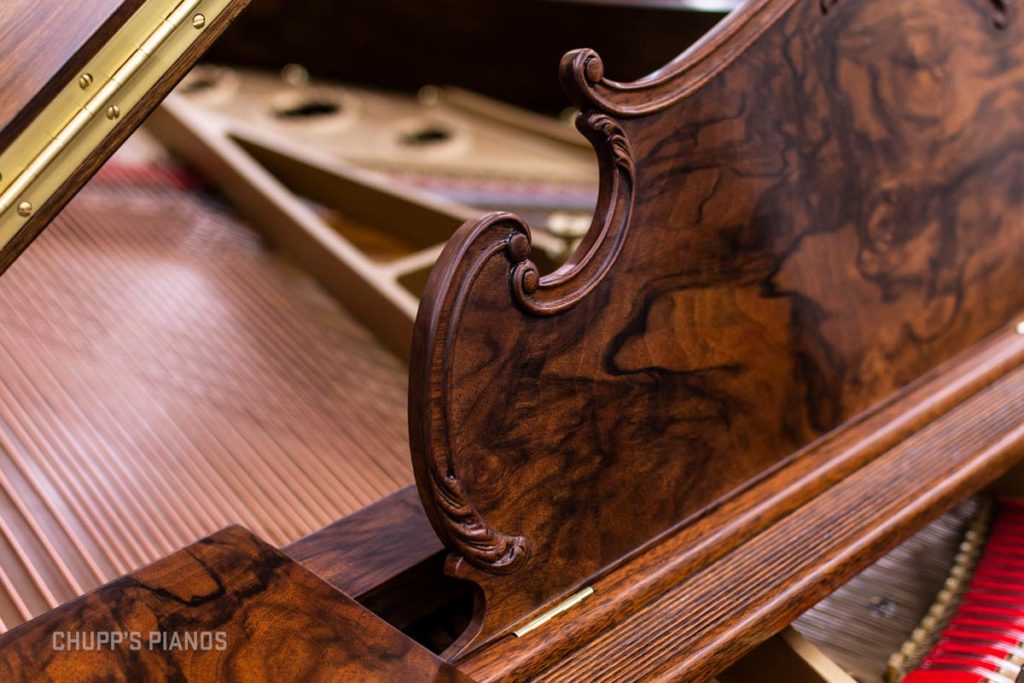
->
[409,0,1024,651]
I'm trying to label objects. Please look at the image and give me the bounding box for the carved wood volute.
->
[409,0,1024,653]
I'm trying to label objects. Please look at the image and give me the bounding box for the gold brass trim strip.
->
[513,586,594,637]
[0,0,231,248]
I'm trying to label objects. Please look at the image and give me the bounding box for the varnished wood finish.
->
[0,0,144,152]
[285,485,444,600]
[0,526,473,682]
[457,324,1024,681]
[0,0,251,275]
[410,0,1024,650]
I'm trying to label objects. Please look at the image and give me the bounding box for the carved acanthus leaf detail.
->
[427,464,529,574]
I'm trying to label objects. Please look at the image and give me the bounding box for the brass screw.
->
[192,14,206,29]
[79,73,94,90]
[106,105,121,120]
[16,201,32,217]
[281,63,310,87]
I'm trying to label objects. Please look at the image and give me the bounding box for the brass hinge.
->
[513,586,595,637]
[0,0,233,247]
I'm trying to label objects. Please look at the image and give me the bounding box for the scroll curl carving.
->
[411,89,636,578]
[511,110,635,316]
[410,215,533,575]
[409,0,1024,653]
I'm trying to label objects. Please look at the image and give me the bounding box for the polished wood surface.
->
[410,0,1024,651]
[0,526,473,682]
[457,325,1024,681]
[2,0,1021,679]
[285,485,444,601]
[0,0,251,275]
[0,0,143,152]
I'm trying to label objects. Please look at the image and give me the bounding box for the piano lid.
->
[0,0,249,274]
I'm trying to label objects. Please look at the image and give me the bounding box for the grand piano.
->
[0,0,1021,681]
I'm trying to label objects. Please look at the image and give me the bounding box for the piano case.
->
[0,0,1022,680]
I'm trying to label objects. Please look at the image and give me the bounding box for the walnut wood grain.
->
[0,526,473,682]
[535,367,1024,682]
[284,485,443,600]
[409,0,1024,651]
[0,0,251,275]
[455,323,1024,681]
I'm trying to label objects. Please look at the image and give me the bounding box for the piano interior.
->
[0,0,711,643]
[0,1,1021,681]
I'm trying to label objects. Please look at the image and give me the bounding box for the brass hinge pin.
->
[0,0,201,216]
[513,586,595,637]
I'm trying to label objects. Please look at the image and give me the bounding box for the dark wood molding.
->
[534,364,1024,682]
[408,102,640,573]
[411,215,533,578]
[557,0,798,117]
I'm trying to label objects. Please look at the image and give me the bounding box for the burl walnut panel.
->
[0,526,472,682]
[409,0,1024,648]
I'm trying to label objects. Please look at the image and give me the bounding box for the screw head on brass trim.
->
[79,73,94,90]
[192,14,206,29]
[16,201,32,217]
[106,105,121,120]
